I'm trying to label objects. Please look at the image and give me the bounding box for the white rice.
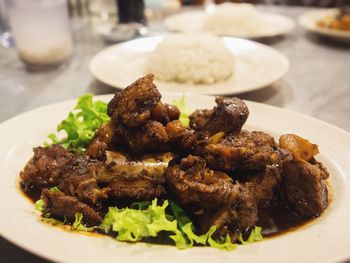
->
[203,3,265,36]
[145,33,234,85]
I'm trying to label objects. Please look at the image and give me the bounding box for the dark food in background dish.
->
[20,74,330,242]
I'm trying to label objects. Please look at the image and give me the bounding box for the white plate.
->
[90,36,289,95]
[0,94,350,263]
[164,10,295,38]
[298,9,350,41]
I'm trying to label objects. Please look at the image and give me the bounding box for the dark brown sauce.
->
[258,203,312,238]
[19,180,329,240]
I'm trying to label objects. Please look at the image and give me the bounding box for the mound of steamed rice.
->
[145,33,234,85]
[203,3,266,36]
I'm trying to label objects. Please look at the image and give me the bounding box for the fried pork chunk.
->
[107,74,161,127]
[20,145,109,205]
[41,189,102,226]
[166,155,259,240]
[98,151,173,200]
[190,97,249,138]
[86,123,115,160]
[279,134,329,217]
[22,145,172,204]
[102,74,196,156]
[281,160,329,217]
[199,130,285,173]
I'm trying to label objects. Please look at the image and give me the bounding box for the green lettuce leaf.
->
[35,199,46,212]
[46,94,110,152]
[172,95,191,127]
[72,212,96,232]
[238,226,263,244]
[168,200,191,229]
[100,199,177,242]
[34,186,61,212]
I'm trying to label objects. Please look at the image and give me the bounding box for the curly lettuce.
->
[46,94,110,152]
[99,199,262,250]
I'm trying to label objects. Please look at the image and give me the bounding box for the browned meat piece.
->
[150,102,180,125]
[86,123,115,160]
[197,184,259,241]
[240,165,282,208]
[115,120,197,156]
[165,120,197,151]
[189,97,249,138]
[20,145,74,189]
[57,155,108,205]
[281,160,328,217]
[98,151,172,200]
[200,130,284,172]
[59,175,109,205]
[107,74,161,127]
[21,145,109,205]
[41,189,102,226]
[166,155,259,240]
[123,121,170,154]
[166,155,239,213]
[189,109,214,132]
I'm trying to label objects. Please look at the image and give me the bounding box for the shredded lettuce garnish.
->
[99,199,262,250]
[46,94,110,152]
[100,199,177,242]
[72,213,96,232]
[238,226,263,244]
[35,199,46,212]
[35,186,62,212]
[172,95,191,127]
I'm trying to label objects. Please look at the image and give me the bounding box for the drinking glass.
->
[7,0,73,70]
[0,0,13,47]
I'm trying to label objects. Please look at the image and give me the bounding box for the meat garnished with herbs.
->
[19,75,330,249]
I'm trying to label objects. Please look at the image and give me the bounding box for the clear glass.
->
[7,0,73,70]
[0,0,14,47]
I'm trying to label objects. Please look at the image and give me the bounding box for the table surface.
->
[1,5,350,263]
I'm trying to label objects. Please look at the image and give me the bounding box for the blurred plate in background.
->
[164,10,295,38]
[90,36,289,95]
[299,9,350,41]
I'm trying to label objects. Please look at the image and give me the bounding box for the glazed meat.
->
[166,155,259,239]
[239,165,283,208]
[166,155,239,212]
[115,120,197,156]
[20,145,73,189]
[21,145,109,205]
[107,74,161,127]
[279,134,329,217]
[200,130,285,172]
[190,97,249,138]
[41,189,102,226]
[281,160,329,217]
[165,120,197,151]
[104,74,195,156]
[98,151,172,200]
[86,123,115,160]
[151,102,180,125]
